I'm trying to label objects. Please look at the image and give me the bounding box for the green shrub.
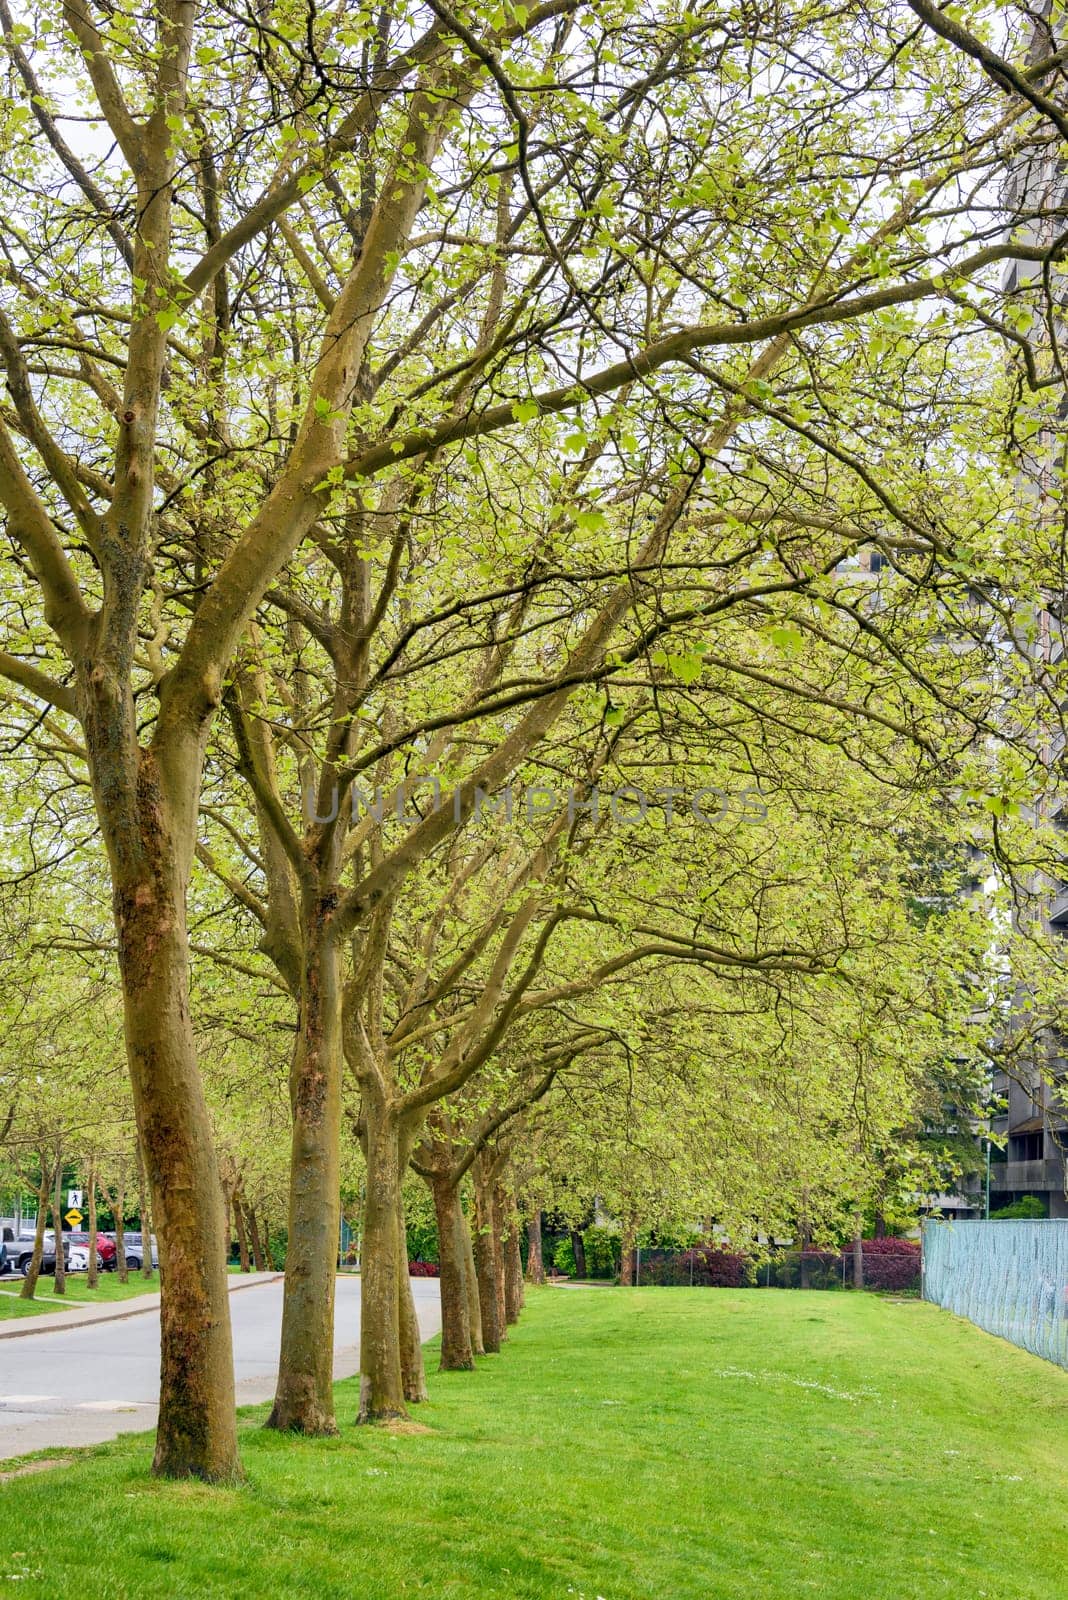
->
[582,1225,622,1279]
[400,1178,439,1263]
[405,1215,439,1263]
[554,1236,576,1275]
[990,1194,1047,1220]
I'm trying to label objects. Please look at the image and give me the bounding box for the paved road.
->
[0,1275,442,1459]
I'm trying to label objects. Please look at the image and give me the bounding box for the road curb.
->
[0,1272,285,1342]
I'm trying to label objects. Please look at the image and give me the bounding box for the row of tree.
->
[1,0,1068,1479]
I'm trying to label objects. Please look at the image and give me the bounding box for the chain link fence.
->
[629,1240,921,1290]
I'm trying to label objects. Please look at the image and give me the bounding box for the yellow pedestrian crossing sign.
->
[65,1208,82,1228]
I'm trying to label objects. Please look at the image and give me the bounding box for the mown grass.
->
[0,1287,1066,1597]
[0,1270,160,1317]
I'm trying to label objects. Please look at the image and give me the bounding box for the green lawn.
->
[0,1270,159,1317]
[0,1288,1066,1597]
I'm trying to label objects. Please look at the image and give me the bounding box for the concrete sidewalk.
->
[0,1270,283,1341]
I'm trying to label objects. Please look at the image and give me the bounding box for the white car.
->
[66,1245,89,1272]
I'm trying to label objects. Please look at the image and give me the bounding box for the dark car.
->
[9,1232,69,1276]
[64,1231,117,1269]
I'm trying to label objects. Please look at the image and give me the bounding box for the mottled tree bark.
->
[112,1172,128,1284]
[358,1097,407,1420]
[460,1205,485,1357]
[19,1155,51,1300]
[473,1169,502,1353]
[232,1190,250,1273]
[853,1223,864,1290]
[525,1211,545,1285]
[570,1227,587,1280]
[260,1214,276,1271]
[247,1205,266,1272]
[620,1217,637,1286]
[493,1186,508,1335]
[51,1151,66,1296]
[87,1162,99,1290]
[110,804,239,1480]
[431,1174,474,1370]
[399,1237,429,1403]
[503,1196,523,1325]
[267,920,342,1434]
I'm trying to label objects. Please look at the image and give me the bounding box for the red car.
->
[64,1231,117,1269]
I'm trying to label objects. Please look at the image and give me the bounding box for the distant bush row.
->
[550,1228,921,1291]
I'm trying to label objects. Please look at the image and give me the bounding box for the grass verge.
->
[0,1288,1065,1597]
[0,1271,160,1317]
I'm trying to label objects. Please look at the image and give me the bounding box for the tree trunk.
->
[460,1203,484,1357]
[503,1197,523,1325]
[134,1137,155,1280]
[19,1156,51,1300]
[398,1213,428,1404]
[268,922,342,1434]
[430,1173,473,1371]
[108,796,239,1480]
[525,1211,545,1285]
[247,1205,266,1272]
[232,1190,250,1273]
[620,1217,636,1287]
[51,1151,66,1296]
[113,1175,128,1283]
[493,1185,508,1336]
[260,1214,276,1271]
[473,1171,502,1353]
[357,1100,407,1421]
[800,1214,812,1290]
[87,1162,99,1290]
[853,1224,864,1290]
[512,1196,526,1311]
[570,1227,587,1280]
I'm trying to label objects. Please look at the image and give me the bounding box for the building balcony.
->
[989,1157,1066,1193]
[1050,884,1068,927]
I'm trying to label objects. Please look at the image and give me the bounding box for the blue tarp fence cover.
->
[922,1218,1068,1366]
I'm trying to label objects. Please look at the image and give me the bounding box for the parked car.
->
[64,1231,117,1269]
[121,1232,158,1271]
[0,1223,70,1276]
[11,1232,69,1277]
[67,1244,89,1272]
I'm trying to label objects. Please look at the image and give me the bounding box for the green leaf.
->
[768,625,804,654]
